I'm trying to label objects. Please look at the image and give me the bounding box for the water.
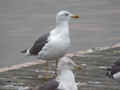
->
[0,0,120,68]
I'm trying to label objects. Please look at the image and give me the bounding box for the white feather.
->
[113,72,120,79]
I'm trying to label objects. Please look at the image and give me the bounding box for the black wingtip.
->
[20,49,27,54]
[105,67,113,78]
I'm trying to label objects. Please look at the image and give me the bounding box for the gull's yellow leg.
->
[55,59,58,76]
[45,60,49,78]
[42,61,53,81]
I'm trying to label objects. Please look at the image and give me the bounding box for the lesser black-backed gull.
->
[106,60,120,80]
[21,10,80,78]
[34,56,80,90]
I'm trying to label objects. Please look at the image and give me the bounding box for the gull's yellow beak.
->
[71,15,80,19]
[75,65,82,70]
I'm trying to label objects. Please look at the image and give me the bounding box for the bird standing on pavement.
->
[21,10,80,79]
[33,56,81,90]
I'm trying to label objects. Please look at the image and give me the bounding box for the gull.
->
[106,60,120,81]
[21,10,80,79]
[33,56,81,90]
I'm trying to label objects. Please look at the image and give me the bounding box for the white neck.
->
[51,21,69,37]
[57,69,76,83]
[57,69,78,90]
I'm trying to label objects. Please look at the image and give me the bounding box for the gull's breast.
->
[38,35,71,60]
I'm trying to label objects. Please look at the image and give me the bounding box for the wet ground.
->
[0,47,120,90]
[0,0,120,90]
[1,0,120,67]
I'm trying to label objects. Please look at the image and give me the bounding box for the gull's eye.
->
[65,13,69,16]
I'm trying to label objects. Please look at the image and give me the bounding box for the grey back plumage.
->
[29,33,49,55]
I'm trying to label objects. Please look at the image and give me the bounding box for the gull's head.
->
[58,56,81,71]
[56,10,80,23]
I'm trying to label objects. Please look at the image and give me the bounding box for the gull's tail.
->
[20,49,27,54]
[20,48,30,56]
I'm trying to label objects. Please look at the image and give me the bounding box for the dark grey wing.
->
[106,60,120,78]
[35,79,60,90]
[111,61,120,75]
[29,33,49,55]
